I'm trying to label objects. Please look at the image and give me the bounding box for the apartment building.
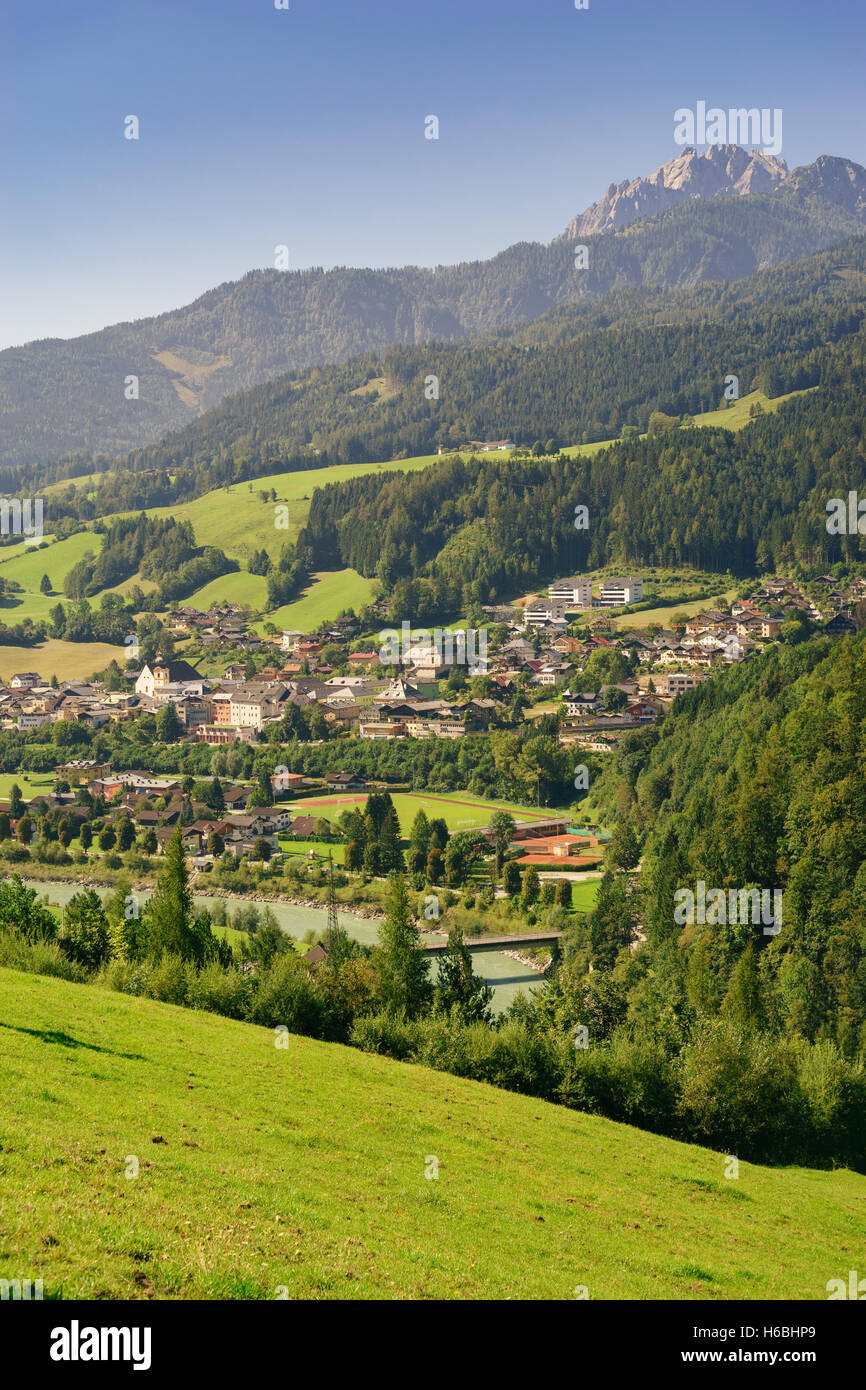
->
[599,577,644,606]
[547,577,593,607]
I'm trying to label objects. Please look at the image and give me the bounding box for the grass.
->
[565,879,600,912]
[560,387,817,461]
[608,589,741,630]
[0,533,104,622]
[259,569,378,633]
[0,639,128,684]
[186,570,269,612]
[290,791,570,835]
[684,386,818,431]
[0,771,58,801]
[2,966,864,1299]
[278,839,347,865]
[114,459,443,566]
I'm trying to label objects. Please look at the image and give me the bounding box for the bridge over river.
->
[421,931,562,955]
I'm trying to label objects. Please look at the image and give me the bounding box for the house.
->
[654,672,708,696]
[826,613,856,637]
[271,769,309,794]
[254,806,295,833]
[324,770,367,791]
[531,662,570,687]
[287,814,324,838]
[226,813,278,843]
[17,712,49,730]
[58,760,109,786]
[501,638,535,662]
[302,943,329,972]
[626,699,662,721]
[562,690,600,717]
[222,784,251,809]
[10,672,41,689]
[524,600,568,628]
[91,773,179,799]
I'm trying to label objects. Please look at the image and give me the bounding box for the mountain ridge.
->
[2,148,865,471]
[555,146,866,239]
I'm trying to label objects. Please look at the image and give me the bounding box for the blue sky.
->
[1,0,864,348]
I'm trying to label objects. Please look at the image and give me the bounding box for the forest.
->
[2,185,862,469]
[299,338,866,610]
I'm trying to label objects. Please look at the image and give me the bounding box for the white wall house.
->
[548,577,593,607]
[599,577,644,606]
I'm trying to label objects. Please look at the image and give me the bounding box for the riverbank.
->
[17,877,543,1012]
[21,875,384,925]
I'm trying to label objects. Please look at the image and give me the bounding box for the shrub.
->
[678,1021,804,1162]
[146,954,190,1007]
[98,958,152,997]
[187,963,251,1020]
[249,954,324,1037]
[796,1040,866,1167]
[350,1011,418,1061]
[0,933,87,982]
[561,1032,677,1133]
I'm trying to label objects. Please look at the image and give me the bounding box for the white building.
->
[548,577,593,608]
[599,577,644,606]
[524,601,568,627]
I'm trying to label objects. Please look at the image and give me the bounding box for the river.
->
[21,878,544,1015]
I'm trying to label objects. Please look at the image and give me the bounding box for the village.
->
[0,572,858,765]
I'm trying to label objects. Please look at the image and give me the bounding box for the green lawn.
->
[608,589,741,630]
[277,839,347,865]
[186,570,269,612]
[291,791,569,836]
[260,569,378,633]
[2,966,864,1299]
[567,879,601,912]
[0,771,58,801]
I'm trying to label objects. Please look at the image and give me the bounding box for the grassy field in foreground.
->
[2,967,864,1300]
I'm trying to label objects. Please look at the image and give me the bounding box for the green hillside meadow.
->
[1,968,864,1300]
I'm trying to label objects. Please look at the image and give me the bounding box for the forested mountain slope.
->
[589,633,866,1058]
[297,338,866,612]
[18,233,866,514]
[2,167,863,469]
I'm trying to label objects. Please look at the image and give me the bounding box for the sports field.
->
[289,790,568,835]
